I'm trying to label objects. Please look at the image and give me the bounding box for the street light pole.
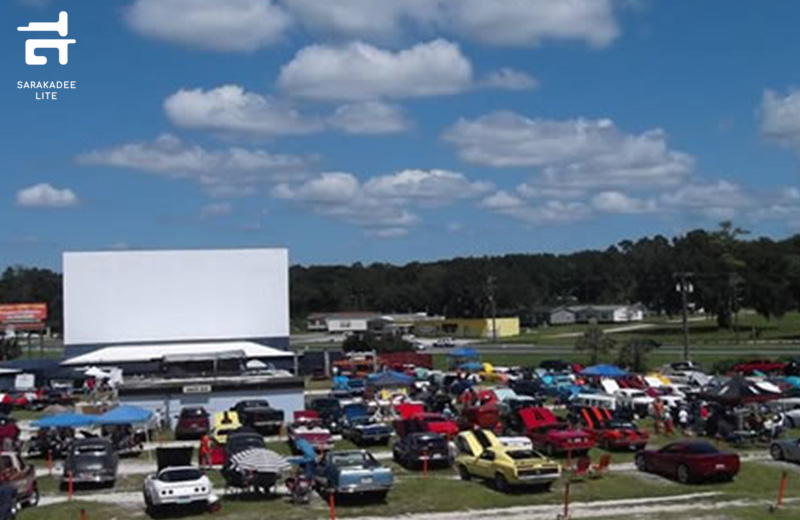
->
[674,272,693,361]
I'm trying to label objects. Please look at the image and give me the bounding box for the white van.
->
[571,393,617,411]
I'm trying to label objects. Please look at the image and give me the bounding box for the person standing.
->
[199,433,211,469]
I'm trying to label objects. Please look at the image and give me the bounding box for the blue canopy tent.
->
[580,364,629,378]
[366,370,414,388]
[95,405,153,426]
[33,412,96,429]
[459,362,484,372]
[448,347,479,359]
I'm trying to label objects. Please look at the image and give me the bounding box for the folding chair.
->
[590,454,611,478]
[570,456,592,481]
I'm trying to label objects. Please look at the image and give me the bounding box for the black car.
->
[308,398,343,433]
[539,360,573,372]
[392,432,452,469]
[61,438,118,489]
[231,400,284,436]
[221,430,283,493]
[509,379,542,398]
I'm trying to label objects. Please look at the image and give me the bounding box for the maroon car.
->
[635,441,740,484]
[174,407,210,440]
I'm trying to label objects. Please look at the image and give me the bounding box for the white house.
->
[549,307,577,325]
[549,304,645,325]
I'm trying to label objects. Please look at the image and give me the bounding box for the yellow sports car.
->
[455,429,561,492]
[211,411,242,445]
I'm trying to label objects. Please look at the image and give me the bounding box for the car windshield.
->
[421,416,444,424]
[159,468,202,482]
[229,435,265,451]
[182,408,206,418]
[506,449,542,460]
[314,401,340,411]
[331,452,376,468]
[685,443,719,455]
[608,420,636,429]
[416,436,446,449]
[74,445,108,456]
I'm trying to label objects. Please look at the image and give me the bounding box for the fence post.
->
[67,471,74,501]
[778,470,788,509]
[47,450,53,477]
[563,480,571,519]
[329,490,336,520]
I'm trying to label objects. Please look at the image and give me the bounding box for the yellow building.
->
[415,317,520,339]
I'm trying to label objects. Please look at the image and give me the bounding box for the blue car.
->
[316,450,393,499]
[341,404,392,446]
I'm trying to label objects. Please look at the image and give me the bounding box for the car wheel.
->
[787,416,796,430]
[392,448,400,463]
[771,445,784,461]
[546,444,555,457]
[539,482,553,492]
[25,484,39,507]
[676,464,691,484]
[635,454,648,472]
[458,464,471,481]
[494,473,509,493]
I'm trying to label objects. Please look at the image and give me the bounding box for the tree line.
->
[2,223,800,333]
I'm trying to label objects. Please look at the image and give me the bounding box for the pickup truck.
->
[231,400,284,436]
[0,451,39,508]
[316,450,393,499]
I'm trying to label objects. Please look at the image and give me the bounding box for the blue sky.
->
[3,0,800,270]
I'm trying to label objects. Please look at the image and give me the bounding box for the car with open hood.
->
[143,447,218,513]
[454,429,561,492]
[518,407,594,456]
[577,407,648,451]
[636,440,739,484]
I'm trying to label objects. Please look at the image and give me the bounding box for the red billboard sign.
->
[0,303,48,324]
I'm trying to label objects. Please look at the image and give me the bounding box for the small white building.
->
[324,313,379,334]
[549,304,645,325]
[549,307,577,325]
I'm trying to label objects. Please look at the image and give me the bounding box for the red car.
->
[287,411,333,454]
[635,440,740,484]
[520,407,594,456]
[578,407,648,451]
[174,406,210,440]
[731,360,786,375]
[393,413,459,439]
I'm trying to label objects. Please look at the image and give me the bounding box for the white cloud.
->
[164,85,322,136]
[77,134,308,197]
[328,101,411,134]
[443,111,694,189]
[282,0,619,48]
[366,227,409,239]
[480,190,590,225]
[272,168,489,235]
[761,89,800,150]
[16,183,79,208]
[591,191,657,214]
[660,181,754,220]
[482,68,539,91]
[125,0,292,52]
[364,169,492,200]
[278,39,474,101]
[201,201,233,217]
[440,0,618,48]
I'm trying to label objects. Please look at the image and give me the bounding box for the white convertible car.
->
[143,465,218,512]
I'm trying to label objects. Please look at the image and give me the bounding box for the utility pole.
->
[487,275,497,343]
[673,272,694,361]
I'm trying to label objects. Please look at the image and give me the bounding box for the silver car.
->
[770,437,800,462]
